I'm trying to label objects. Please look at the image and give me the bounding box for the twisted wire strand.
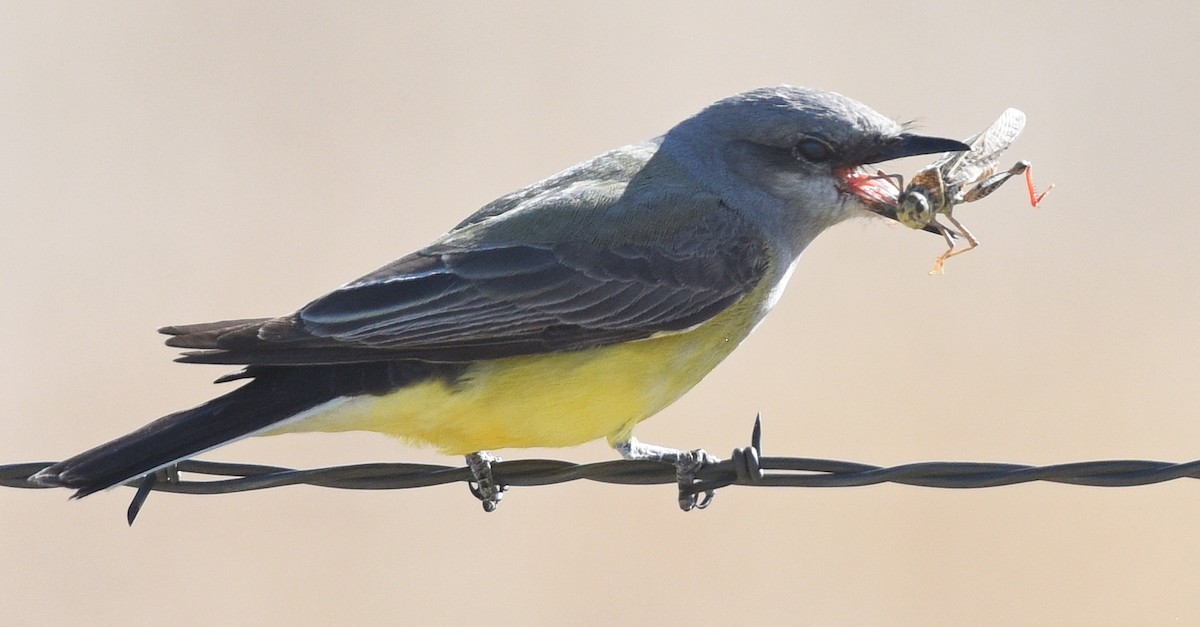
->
[7,455,1200,494]
[7,419,1199,523]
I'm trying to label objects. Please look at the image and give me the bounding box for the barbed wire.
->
[6,419,1200,523]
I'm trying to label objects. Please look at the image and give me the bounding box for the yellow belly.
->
[269,282,771,454]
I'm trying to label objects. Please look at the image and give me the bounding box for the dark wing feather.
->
[164,228,767,366]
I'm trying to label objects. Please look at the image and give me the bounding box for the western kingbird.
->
[31,86,968,509]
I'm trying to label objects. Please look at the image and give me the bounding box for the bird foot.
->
[615,438,720,511]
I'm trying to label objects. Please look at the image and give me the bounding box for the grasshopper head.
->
[896,190,934,229]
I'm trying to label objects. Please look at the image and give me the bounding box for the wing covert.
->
[167,208,768,365]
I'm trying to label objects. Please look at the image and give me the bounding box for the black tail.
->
[30,370,339,498]
[31,361,467,498]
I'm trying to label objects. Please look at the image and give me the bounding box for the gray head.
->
[661,86,967,252]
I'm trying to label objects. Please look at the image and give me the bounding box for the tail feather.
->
[31,371,340,498]
[31,360,467,498]
[159,317,273,349]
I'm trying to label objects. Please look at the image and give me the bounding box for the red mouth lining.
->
[838,167,901,207]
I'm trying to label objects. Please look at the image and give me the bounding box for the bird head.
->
[661,86,968,251]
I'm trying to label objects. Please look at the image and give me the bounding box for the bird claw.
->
[465,451,506,512]
[676,449,719,511]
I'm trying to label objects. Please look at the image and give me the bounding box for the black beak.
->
[865,133,972,164]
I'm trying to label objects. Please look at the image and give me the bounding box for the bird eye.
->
[792,138,834,162]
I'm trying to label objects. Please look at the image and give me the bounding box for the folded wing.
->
[164,206,768,366]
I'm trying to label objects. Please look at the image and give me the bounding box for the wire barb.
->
[7,418,1200,522]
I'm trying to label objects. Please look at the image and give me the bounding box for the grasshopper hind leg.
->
[962,161,1029,204]
[962,160,1054,208]
[1024,165,1054,207]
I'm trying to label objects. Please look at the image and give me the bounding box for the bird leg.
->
[615,437,719,511]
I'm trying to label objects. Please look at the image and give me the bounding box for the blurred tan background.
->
[3,2,1199,625]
